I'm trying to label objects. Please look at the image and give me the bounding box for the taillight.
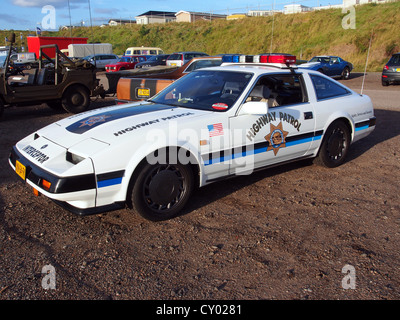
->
[384,65,389,71]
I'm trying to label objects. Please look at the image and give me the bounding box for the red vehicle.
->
[105,55,147,72]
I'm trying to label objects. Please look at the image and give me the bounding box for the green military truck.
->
[0,33,105,119]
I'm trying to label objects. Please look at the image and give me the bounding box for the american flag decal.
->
[207,123,224,137]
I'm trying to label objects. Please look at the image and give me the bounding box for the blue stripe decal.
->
[204,133,322,166]
[97,177,123,188]
[355,125,369,132]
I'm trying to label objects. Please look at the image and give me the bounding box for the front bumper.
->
[9,147,124,215]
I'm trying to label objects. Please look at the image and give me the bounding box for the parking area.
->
[0,72,399,300]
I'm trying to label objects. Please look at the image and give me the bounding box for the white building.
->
[343,0,391,7]
[284,4,313,14]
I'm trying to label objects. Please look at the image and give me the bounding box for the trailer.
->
[66,43,114,58]
[27,36,88,59]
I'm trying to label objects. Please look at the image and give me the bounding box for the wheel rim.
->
[326,128,347,161]
[143,164,186,213]
[343,68,349,79]
[70,92,84,106]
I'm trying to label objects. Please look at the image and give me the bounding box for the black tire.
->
[315,121,350,168]
[382,80,389,87]
[130,161,194,221]
[62,85,90,114]
[0,99,4,120]
[341,67,350,80]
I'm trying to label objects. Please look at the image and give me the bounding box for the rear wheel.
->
[382,80,389,86]
[130,161,194,221]
[315,121,350,168]
[341,67,350,80]
[62,85,90,114]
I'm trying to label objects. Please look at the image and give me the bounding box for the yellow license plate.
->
[396,68,400,72]
[171,63,177,66]
[15,160,26,180]
[136,88,150,98]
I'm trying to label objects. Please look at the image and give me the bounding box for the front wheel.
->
[62,85,90,114]
[0,99,4,120]
[130,162,194,221]
[315,121,350,168]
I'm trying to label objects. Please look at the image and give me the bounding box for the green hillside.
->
[2,1,400,71]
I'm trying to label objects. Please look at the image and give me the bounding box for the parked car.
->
[9,54,376,221]
[116,56,223,103]
[83,54,119,69]
[166,51,209,67]
[105,55,147,72]
[135,54,170,69]
[298,56,353,80]
[381,52,400,86]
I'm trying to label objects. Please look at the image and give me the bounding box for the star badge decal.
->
[264,122,289,156]
[79,115,110,127]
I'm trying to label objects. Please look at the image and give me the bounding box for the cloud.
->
[94,7,120,15]
[0,13,30,25]
[12,0,86,8]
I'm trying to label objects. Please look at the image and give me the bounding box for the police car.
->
[9,54,376,221]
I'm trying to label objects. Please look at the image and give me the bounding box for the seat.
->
[36,68,48,85]
[248,85,279,108]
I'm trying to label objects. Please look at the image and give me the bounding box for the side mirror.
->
[239,101,268,116]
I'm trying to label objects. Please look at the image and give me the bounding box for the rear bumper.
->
[382,71,400,84]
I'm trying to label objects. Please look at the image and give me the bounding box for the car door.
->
[329,57,342,77]
[228,73,317,175]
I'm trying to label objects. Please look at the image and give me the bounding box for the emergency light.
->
[221,54,296,67]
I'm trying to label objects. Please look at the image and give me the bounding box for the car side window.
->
[310,74,350,100]
[246,74,307,108]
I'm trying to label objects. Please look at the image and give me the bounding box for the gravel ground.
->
[0,72,399,303]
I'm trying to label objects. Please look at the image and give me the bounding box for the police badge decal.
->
[264,122,289,156]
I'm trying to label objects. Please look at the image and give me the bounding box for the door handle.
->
[304,112,313,120]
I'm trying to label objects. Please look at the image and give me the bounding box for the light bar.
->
[222,54,296,66]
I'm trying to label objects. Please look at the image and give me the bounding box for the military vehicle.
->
[0,33,105,119]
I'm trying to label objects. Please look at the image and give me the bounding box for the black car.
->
[135,54,170,69]
[382,53,400,86]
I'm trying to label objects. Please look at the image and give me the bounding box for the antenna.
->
[361,31,373,95]
[87,0,97,68]
[269,0,275,54]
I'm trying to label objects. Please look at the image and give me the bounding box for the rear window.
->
[388,54,400,65]
[168,54,183,60]
[310,75,350,100]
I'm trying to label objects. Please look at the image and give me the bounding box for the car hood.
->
[38,102,209,148]
[298,62,321,69]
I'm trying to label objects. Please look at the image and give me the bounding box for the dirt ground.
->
[0,72,399,303]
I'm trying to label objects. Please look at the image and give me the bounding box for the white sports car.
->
[9,54,376,221]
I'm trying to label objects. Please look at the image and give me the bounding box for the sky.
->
[1,0,343,31]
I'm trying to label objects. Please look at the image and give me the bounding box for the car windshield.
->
[0,52,7,67]
[119,57,131,63]
[146,56,158,62]
[150,70,253,111]
[309,56,330,63]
